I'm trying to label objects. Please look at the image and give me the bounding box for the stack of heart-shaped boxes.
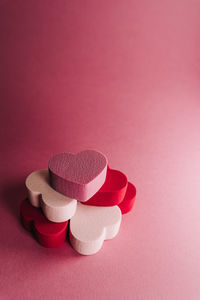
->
[20,150,136,255]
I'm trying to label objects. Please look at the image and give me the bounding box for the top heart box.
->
[48,150,108,202]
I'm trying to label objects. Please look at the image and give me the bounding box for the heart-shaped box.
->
[84,168,136,214]
[25,170,77,222]
[84,167,128,206]
[118,182,136,214]
[20,199,68,248]
[48,150,108,202]
[69,202,122,255]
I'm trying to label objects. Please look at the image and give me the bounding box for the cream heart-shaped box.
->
[25,170,77,222]
[48,150,108,202]
[69,202,122,255]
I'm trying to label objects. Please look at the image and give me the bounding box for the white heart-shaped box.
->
[69,202,122,255]
[25,170,77,222]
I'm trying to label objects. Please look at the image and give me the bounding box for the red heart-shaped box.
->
[118,182,136,214]
[84,168,136,214]
[48,150,108,202]
[84,167,128,206]
[20,199,68,248]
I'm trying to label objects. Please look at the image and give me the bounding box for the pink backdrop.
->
[1,0,200,299]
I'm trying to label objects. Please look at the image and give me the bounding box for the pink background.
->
[1,0,200,299]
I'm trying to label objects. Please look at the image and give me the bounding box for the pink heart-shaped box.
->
[48,150,108,202]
